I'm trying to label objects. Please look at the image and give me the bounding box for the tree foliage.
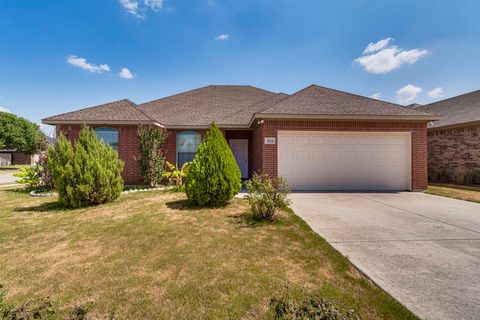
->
[137,124,168,187]
[0,111,47,153]
[47,126,124,208]
[185,123,241,206]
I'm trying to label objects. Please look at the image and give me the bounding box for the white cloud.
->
[120,0,165,18]
[0,106,11,113]
[119,67,136,79]
[67,55,110,73]
[363,38,393,54]
[119,0,143,18]
[428,87,444,99]
[215,34,230,41]
[396,84,422,105]
[144,0,163,11]
[369,93,381,100]
[355,39,429,74]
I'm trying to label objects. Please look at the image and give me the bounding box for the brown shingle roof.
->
[43,99,153,124]
[417,90,480,129]
[138,85,276,126]
[43,84,440,127]
[259,85,438,118]
[218,93,289,125]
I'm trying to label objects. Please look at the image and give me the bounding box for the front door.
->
[229,139,249,179]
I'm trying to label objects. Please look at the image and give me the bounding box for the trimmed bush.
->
[48,126,124,208]
[245,173,291,221]
[185,123,241,206]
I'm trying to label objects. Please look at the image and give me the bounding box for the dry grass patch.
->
[426,184,480,203]
[0,188,416,319]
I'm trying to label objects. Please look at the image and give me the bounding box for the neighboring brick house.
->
[0,149,39,166]
[416,90,480,182]
[43,85,439,191]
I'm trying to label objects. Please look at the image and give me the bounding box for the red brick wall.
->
[56,124,142,185]
[427,124,480,174]
[253,120,429,190]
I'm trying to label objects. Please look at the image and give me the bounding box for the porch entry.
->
[229,139,248,179]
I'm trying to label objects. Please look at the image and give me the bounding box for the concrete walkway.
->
[290,192,480,320]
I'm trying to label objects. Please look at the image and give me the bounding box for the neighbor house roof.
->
[42,99,154,125]
[138,85,276,127]
[255,85,438,121]
[43,84,440,128]
[416,90,480,129]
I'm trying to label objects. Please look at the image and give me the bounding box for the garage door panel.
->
[295,136,310,144]
[295,149,311,159]
[278,131,411,191]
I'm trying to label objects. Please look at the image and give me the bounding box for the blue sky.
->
[1,0,479,134]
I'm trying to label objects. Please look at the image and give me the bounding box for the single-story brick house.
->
[42,85,439,191]
[416,90,480,181]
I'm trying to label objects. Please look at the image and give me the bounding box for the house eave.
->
[248,113,442,127]
[41,119,164,127]
[427,120,480,131]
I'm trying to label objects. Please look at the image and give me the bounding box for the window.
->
[95,127,119,150]
[177,131,201,166]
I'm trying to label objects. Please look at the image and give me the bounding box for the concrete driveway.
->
[0,170,18,185]
[290,192,480,320]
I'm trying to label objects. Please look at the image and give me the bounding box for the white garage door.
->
[278,131,411,191]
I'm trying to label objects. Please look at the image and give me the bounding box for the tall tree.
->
[0,111,47,153]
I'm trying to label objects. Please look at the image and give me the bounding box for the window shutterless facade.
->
[176,131,201,166]
[94,127,119,150]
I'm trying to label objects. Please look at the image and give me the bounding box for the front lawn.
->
[0,188,416,319]
[426,184,480,203]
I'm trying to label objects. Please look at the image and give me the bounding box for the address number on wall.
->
[264,137,276,145]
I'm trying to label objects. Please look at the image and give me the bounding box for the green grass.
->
[0,165,31,170]
[0,188,417,319]
[426,184,480,204]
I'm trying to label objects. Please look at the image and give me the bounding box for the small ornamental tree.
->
[47,126,124,208]
[185,123,241,206]
[137,124,168,187]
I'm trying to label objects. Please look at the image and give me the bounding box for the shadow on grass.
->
[165,198,230,211]
[228,211,276,228]
[165,199,198,211]
[13,201,69,213]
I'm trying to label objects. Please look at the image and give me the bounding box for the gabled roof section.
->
[218,93,289,125]
[138,85,276,127]
[417,90,480,129]
[258,85,439,120]
[43,99,155,125]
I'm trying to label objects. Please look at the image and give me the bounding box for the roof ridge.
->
[138,84,275,108]
[124,99,160,124]
[309,84,438,116]
[138,85,213,108]
[423,89,480,108]
[42,99,133,121]
[218,93,286,122]
[261,84,437,116]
